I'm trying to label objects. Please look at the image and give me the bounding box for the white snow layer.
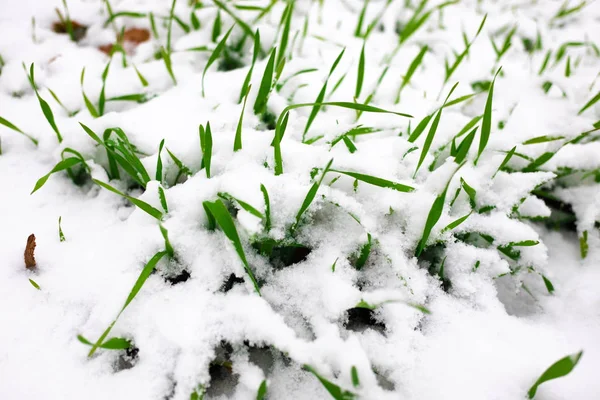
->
[1,0,600,399]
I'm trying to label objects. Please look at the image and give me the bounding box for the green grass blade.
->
[212,0,255,39]
[0,115,38,145]
[200,123,212,178]
[303,48,346,139]
[88,250,167,357]
[260,184,271,232]
[212,10,222,42]
[218,192,264,219]
[203,199,261,294]
[304,365,356,400]
[161,47,177,85]
[355,41,366,99]
[408,114,432,143]
[528,351,583,399]
[156,139,165,181]
[98,59,112,116]
[81,68,99,118]
[235,86,250,151]
[578,90,600,115]
[415,83,458,177]
[293,159,333,230]
[31,157,82,194]
[240,29,261,102]
[441,211,472,233]
[202,25,235,97]
[492,146,516,178]
[395,45,428,103]
[93,179,163,220]
[330,169,414,192]
[475,68,501,165]
[133,65,149,87]
[454,127,478,164]
[256,380,267,400]
[254,48,277,115]
[277,1,293,75]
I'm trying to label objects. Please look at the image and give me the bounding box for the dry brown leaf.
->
[122,28,150,44]
[24,234,36,269]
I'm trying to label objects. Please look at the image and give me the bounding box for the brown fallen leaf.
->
[122,28,150,44]
[52,20,88,42]
[24,234,36,269]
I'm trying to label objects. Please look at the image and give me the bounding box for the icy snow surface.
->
[1,0,600,399]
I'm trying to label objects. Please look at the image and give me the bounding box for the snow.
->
[1,0,600,399]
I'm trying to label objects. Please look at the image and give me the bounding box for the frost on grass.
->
[1,0,600,399]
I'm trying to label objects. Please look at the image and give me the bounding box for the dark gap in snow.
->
[374,368,396,391]
[164,269,191,285]
[220,273,245,292]
[248,345,276,375]
[113,345,139,372]
[206,341,238,398]
[532,191,577,231]
[259,110,277,131]
[252,238,312,269]
[218,48,245,72]
[344,308,386,334]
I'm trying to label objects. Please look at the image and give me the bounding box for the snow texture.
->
[1,0,600,399]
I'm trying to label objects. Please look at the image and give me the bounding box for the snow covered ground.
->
[1,0,600,399]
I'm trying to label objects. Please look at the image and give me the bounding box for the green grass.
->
[0,115,38,145]
[203,199,261,294]
[475,68,501,165]
[24,63,63,143]
[528,351,583,399]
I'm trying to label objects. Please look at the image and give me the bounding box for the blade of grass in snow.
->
[277,1,293,77]
[580,230,588,259]
[254,47,277,115]
[212,0,255,39]
[77,335,130,350]
[454,127,478,164]
[159,224,174,258]
[552,0,588,21]
[354,233,372,270]
[24,63,63,143]
[93,179,163,220]
[29,278,41,290]
[355,41,366,100]
[218,192,263,219]
[414,83,459,177]
[395,45,428,103]
[578,90,600,115]
[203,199,261,294]
[330,169,415,192]
[522,135,565,145]
[199,122,212,178]
[160,47,177,86]
[87,250,168,357]
[202,24,235,97]
[260,184,271,232]
[303,48,346,141]
[58,216,66,242]
[239,30,260,102]
[166,148,191,184]
[527,351,583,399]
[475,68,501,165]
[31,158,85,194]
[156,139,165,182]
[292,159,333,232]
[235,85,250,151]
[80,68,99,117]
[444,14,487,85]
[441,211,472,233]
[304,365,356,400]
[490,25,516,62]
[211,10,222,42]
[190,9,200,30]
[158,185,168,213]
[273,101,412,175]
[276,68,317,91]
[0,115,38,145]
[48,88,75,116]
[354,0,369,37]
[492,146,517,178]
[166,0,177,53]
[98,59,112,116]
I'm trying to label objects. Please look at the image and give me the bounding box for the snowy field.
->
[1,0,600,399]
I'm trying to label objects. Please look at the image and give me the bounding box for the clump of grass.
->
[31,150,90,194]
[490,25,517,63]
[93,179,164,220]
[253,47,277,118]
[443,14,487,86]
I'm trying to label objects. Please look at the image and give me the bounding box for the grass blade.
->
[240,29,261,102]
[492,146,516,177]
[355,41,366,99]
[528,351,583,399]
[235,85,250,151]
[454,127,478,164]
[578,90,600,115]
[161,47,177,85]
[31,157,82,194]
[203,199,261,294]
[260,184,271,232]
[475,68,501,165]
[293,159,333,230]
[254,48,277,115]
[330,169,414,192]
[156,139,165,181]
[200,122,212,178]
[0,115,38,145]
[93,179,163,220]
[202,24,235,97]
[395,45,428,103]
